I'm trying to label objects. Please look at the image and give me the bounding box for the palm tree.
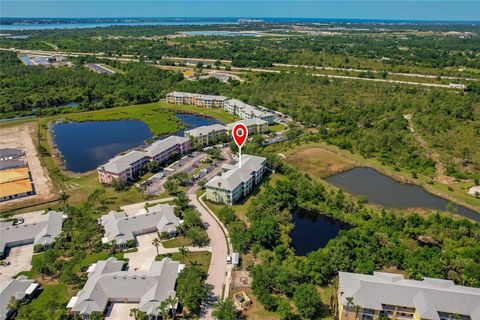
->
[157,300,170,319]
[129,308,139,319]
[59,192,70,210]
[179,246,189,257]
[152,237,161,256]
[166,295,179,319]
[7,297,20,314]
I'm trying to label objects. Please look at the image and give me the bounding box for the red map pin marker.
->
[232,123,248,148]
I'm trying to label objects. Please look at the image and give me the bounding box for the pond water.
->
[290,210,347,256]
[326,167,480,222]
[51,113,223,173]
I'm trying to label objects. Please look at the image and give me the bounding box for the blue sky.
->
[1,1,479,21]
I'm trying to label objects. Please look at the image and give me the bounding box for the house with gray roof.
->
[99,204,181,247]
[205,154,267,205]
[1,276,39,320]
[184,124,227,146]
[338,271,480,320]
[0,211,65,257]
[67,257,182,318]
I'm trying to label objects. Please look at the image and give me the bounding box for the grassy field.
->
[65,103,181,136]
[228,288,280,320]
[162,236,193,248]
[156,251,211,273]
[281,141,480,214]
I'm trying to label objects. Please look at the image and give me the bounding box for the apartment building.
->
[98,136,190,184]
[224,99,275,124]
[338,272,480,320]
[184,124,227,146]
[67,257,182,318]
[226,118,268,135]
[166,91,228,108]
[99,204,181,247]
[205,154,267,205]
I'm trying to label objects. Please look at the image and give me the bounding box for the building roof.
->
[99,150,147,174]
[0,159,26,171]
[226,118,267,131]
[0,211,65,253]
[100,204,180,244]
[167,91,228,101]
[68,257,180,316]
[226,99,275,119]
[0,276,36,320]
[184,124,227,138]
[0,167,30,184]
[0,148,24,160]
[205,154,266,192]
[0,179,33,198]
[338,272,480,320]
[144,136,189,158]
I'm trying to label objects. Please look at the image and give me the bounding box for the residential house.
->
[99,204,181,247]
[67,257,182,319]
[338,271,480,320]
[1,276,39,320]
[205,154,267,205]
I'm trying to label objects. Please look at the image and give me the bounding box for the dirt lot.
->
[0,122,55,210]
[285,145,356,178]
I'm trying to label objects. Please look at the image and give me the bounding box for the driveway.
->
[105,303,138,320]
[125,233,158,271]
[0,244,34,284]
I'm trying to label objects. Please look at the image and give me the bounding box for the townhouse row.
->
[166,92,276,124]
[97,136,191,184]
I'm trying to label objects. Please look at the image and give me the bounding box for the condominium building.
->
[184,124,227,146]
[0,211,65,257]
[1,276,39,320]
[205,154,267,205]
[166,92,228,108]
[224,99,275,124]
[98,136,191,184]
[99,204,181,247]
[67,257,182,318]
[226,118,268,135]
[338,272,480,320]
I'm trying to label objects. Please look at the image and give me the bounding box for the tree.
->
[174,192,190,212]
[179,246,189,257]
[157,300,170,319]
[292,283,322,319]
[212,298,242,320]
[176,266,209,314]
[186,227,210,247]
[59,192,70,210]
[152,237,161,256]
[164,180,178,195]
[166,295,179,319]
[7,297,20,315]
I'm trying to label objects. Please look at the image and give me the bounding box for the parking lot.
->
[0,244,34,283]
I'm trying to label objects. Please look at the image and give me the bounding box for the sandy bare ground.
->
[0,122,55,210]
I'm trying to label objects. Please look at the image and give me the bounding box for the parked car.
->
[13,217,24,225]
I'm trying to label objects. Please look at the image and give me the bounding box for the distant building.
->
[226,119,268,135]
[98,136,190,184]
[205,154,267,205]
[1,276,39,320]
[338,271,480,320]
[0,148,24,161]
[67,257,182,318]
[0,167,33,202]
[0,211,65,257]
[166,92,228,108]
[99,204,181,247]
[224,99,275,124]
[0,159,26,171]
[184,124,227,146]
[449,83,467,90]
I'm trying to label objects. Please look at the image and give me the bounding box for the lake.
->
[51,113,223,173]
[182,31,257,36]
[326,167,480,222]
[290,210,347,256]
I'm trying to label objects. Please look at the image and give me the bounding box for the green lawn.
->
[162,236,193,248]
[16,283,71,320]
[269,123,287,133]
[65,103,181,136]
[156,251,211,273]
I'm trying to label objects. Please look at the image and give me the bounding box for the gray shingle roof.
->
[226,99,275,118]
[0,211,65,254]
[0,159,26,171]
[205,154,266,191]
[144,136,189,158]
[100,204,180,245]
[184,124,227,138]
[226,118,267,131]
[99,150,148,174]
[68,257,180,316]
[0,276,36,320]
[0,148,24,161]
[338,272,480,320]
[167,91,228,101]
